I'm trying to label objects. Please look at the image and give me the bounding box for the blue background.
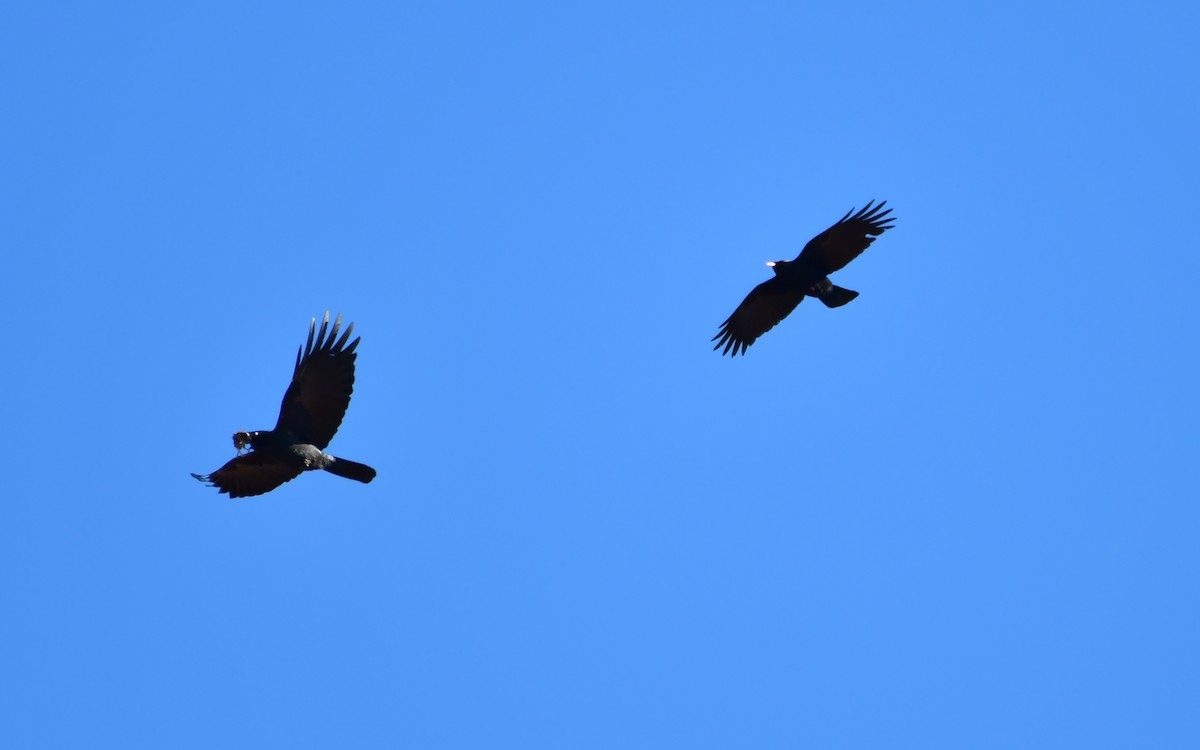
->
[3,2,1197,747]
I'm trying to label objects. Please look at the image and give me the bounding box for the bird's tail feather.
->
[324,457,377,484]
[819,285,859,308]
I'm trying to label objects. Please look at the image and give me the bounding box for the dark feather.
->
[797,199,894,275]
[712,278,805,357]
[191,452,303,499]
[275,312,359,449]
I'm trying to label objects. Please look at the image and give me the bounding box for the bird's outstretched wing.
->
[192,453,303,498]
[712,278,804,357]
[797,200,895,274]
[274,312,360,449]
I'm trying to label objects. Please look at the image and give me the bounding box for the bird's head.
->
[232,431,253,454]
[766,260,789,275]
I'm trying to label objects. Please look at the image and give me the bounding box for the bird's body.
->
[192,312,376,498]
[713,200,895,356]
[233,430,369,475]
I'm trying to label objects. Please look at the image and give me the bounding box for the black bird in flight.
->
[713,200,895,356]
[192,312,377,498]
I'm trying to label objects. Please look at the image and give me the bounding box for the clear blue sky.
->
[3,2,1198,748]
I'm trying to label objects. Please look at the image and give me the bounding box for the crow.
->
[713,200,895,356]
[192,312,377,498]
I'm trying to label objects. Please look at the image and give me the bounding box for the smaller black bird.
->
[192,312,377,498]
[713,200,895,356]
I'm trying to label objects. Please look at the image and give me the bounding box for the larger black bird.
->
[192,312,377,498]
[713,200,895,356]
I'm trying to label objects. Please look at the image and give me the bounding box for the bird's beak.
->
[765,261,776,268]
